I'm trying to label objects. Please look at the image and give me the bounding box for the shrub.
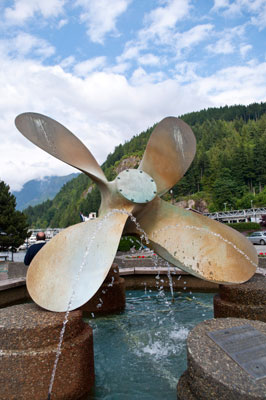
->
[118,235,142,252]
[227,222,261,232]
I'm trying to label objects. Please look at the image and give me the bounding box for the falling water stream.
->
[47,209,150,399]
[86,290,214,400]
[47,209,257,399]
[151,224,257,268]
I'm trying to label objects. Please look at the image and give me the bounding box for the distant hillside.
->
[24,102,266,228]
[13,173,79,210]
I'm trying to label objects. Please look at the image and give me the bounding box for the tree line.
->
[0,181,29,253]
[22,102,266,228]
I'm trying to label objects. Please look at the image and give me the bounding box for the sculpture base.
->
[214,273,266,322]
[81,264,126,316]
[177,318,266,400]
[0,303,94,400]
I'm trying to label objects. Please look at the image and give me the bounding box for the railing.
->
[204,207,266,221]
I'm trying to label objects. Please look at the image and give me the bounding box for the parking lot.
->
[254,245,266,254]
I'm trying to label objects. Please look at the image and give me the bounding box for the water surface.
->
[85,290,214,400]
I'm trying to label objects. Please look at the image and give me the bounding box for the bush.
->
[118,236,142,252]
[227,222,261,232]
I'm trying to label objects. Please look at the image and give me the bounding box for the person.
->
[24,232,46,266]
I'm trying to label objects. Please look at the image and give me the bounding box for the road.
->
[254,245,266,254]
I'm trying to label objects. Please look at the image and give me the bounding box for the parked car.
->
[247,231,266,245]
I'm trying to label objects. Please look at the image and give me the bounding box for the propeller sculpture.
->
[15,113,257,312]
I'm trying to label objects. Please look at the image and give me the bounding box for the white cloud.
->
[207,38,234,54]
[194,61,266,105]
[74,0,131,43]
[138,53,160,66]
[174,61,198,83]
[118,42,144,62]
[4,0,66,25]
[1,0,266,192]
[119,22,213,69]
[240,44,252,57]
[130,67,165,85]
[174,24,214,54]
[105,62,131,74]
[212,0,266,29]
[0,33,55,60]
[58,18,68,29]
[118,2,208,68]
[60,56,76,69]
[142,0,192,40]
[212,0,230,10]
[74,56,106,77]
[117,0,193,60]
[206,24,247,56]
[0,53,204,190]
[116,43,161,71]
[251,3,266,30]
[2,45,266,191]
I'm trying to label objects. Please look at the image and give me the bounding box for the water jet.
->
[10,113,259,398]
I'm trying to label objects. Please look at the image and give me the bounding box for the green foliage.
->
[23,102,266,227]
[227,222,261,232]
[254,187,266,206]
[211,168,244,210]
[102,125,154,169]
[118,236,142,252]
[0,180,29,251]
[180,102,266,126]
[24,174,92,228]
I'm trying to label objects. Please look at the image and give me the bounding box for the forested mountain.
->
[24,102,266,228]
[13,173,79,210]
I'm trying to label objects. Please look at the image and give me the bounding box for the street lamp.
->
[250,200,256,222]
[224,203,227,212]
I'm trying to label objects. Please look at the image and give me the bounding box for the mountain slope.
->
[13,173,79,210]
[24,102,266,228]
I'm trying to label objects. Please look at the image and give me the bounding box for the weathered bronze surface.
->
[139,117,196,195]
[15,113,257,312]
[125,197,257,284]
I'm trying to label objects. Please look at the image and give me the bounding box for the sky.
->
[0,0,266,191]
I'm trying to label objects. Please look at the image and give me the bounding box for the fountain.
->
[14,112,257,313]
[0,113,260,399]
[0,303,94,400]
[213,273,266,322]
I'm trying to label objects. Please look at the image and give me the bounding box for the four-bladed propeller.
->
[15,113,257,312]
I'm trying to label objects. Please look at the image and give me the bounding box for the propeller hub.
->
[116,169,157,204]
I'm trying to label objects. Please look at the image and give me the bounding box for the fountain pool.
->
[85,290,214,400]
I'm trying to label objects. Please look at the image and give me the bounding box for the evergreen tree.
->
[0,180,29,253]
[22,102,266,225]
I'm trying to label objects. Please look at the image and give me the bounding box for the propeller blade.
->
[131,198,257,284]
[26,211,129,312]
[139,117,196,196]
[15,112,107,184]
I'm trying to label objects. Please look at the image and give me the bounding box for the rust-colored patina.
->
[15,113,257,312]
